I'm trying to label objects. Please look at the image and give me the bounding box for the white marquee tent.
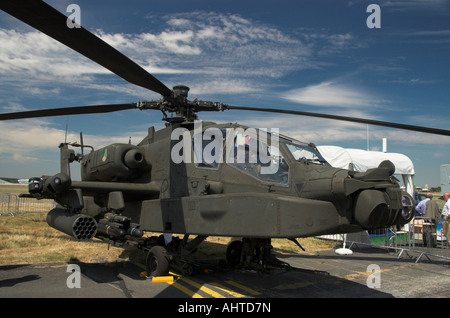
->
[317,146,415,196]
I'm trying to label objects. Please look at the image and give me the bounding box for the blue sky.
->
[0,0,449,188]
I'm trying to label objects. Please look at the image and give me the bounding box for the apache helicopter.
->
[1,0,450,276]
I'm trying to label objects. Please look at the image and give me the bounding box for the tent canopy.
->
[317,146,415,175]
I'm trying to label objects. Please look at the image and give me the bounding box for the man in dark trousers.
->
[423,193,441,247]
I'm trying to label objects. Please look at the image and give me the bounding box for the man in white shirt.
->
[441,192,450,243]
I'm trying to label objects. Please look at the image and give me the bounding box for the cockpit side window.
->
[192,128,222,169]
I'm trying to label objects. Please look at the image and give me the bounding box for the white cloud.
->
[12,153,38,163]
[0,120,67,156]
[190,79,262,95]
[282,81,377,108]
[99,30,202,56]
[0,29,107,77]
[382,0,448,10]
[139,12,313,79]
[0,11,317,98]
[0,9,371,110]
[0,119,141,155]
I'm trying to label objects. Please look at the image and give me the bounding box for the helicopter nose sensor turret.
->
[353,189,391,228]
[348,161,414,229]
[296,159,414,231]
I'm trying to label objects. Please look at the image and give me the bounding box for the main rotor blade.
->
[225,105,450,136]
[0,103,138,121]
[0,0,173,97]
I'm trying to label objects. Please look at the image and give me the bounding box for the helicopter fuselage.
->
[33,121,414,242]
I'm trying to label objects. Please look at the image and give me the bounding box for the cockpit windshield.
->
[285,142,328,165]
[191,124,328,186]
[226,128,289,186]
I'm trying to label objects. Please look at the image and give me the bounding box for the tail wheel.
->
[146,246,169,277]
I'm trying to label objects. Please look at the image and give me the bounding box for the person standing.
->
[423,193,440,248]
[415,193,432,216]
[441,192,450,246]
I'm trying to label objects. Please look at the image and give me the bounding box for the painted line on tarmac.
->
[169,280,204,298]
[173,273,226,298]
[209,282,246,298]
[224,280,261,296]
[135,261,259,298]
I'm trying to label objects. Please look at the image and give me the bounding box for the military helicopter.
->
[1,0,450,276]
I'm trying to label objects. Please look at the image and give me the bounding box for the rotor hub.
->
[172,85,190,99]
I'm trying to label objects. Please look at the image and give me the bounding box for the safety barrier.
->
[408,216,449,262]
[319,216,449,263]
[0,193,56,215]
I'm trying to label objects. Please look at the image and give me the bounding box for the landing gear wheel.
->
[226,240,243,267]
[146,246,169,277]
[181,262,194,276]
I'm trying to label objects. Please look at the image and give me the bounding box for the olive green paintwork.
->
[45,120,413,240]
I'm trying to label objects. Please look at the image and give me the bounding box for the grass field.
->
[0,213,125,265]
[0,212,334,266]
[0,184,28,193]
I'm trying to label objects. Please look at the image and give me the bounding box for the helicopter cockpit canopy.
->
[188,126,328,187]
[226,130,290,186]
